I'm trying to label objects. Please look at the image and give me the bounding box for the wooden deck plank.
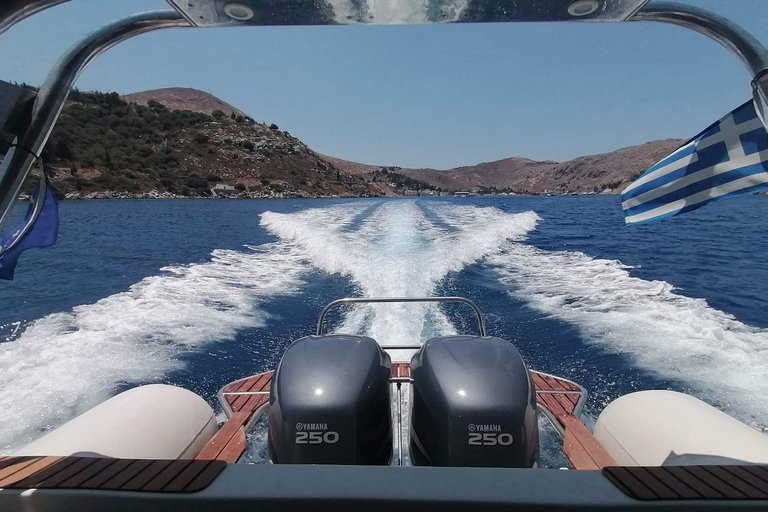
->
[240,393,270,416]
[217,426,247,463]
[10,457,80,488]
[555,393,577,415]
[0,457,41,485]
[231,373,272,411]
[563,428,599,470]
[226,377,254,394]
[531,372,551,391]
[537,393,570,418]
[561,416,616,469]
[0,457,59,488]
[195,411,251,461]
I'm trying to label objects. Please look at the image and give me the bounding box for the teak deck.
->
[198,366,616,469]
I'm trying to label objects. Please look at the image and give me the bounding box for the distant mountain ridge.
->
[33,86,686,199]
[398,139,685,194]
[124,88,250,119]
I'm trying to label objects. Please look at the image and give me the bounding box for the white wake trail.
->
[0,241,311,452]
[262,201,540,347]
[486,244,768,429]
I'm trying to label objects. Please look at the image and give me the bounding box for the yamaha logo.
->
[295,422,328,431]
[468,424,501,432]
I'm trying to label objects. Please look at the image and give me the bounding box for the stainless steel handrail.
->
[316,297,487,337]
[633,1,768,130]
[632,1,768,77]
[0,10,189,229]
[0,1,73,37]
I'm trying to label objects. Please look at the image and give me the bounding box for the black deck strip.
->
[36,457,99,487]
[162,460,212,492]
[184,460,227,492]
[119,459,173,491]
[604,465,768,500]
[0,456,224,493]
[603,467,658,499]
[58,458,116,488]
[634,467,682,499]
[643,467,701,499]
[722,466,768,495]
[98,459,154,490]
[80,458,136,488]
[140,460,193,492]
[703,466,768,499]
[683,466,746,498]
[743,465,768,484]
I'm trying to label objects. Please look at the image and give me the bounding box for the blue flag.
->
[0,172,59,280]
[622,100,768,225]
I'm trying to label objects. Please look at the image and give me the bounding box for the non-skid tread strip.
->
[0,456,225,493]
[604,465,768,500]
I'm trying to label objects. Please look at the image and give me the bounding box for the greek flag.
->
[0,171,58,280]
[622,101,768,225]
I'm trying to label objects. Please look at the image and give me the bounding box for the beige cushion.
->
[15,384,217,459]
[594,390,768,466]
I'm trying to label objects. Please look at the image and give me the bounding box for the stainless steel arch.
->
[633,1,768,129]
[632,1,768,77]
[316,296,488,337]
[0,10,189,228]
[0,1,73,37]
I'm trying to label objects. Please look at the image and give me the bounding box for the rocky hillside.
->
[18,86,687,199]
[38,89,386,199]
[400,139,686,194]
[124,88,249,119]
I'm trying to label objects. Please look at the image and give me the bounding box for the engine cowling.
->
[268,334,392,465]
[410,335,538,468]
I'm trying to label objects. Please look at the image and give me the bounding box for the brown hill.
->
[42,87,684,199]
[400,139,685,194]
[41,90,387,199]
[124,88,249,119]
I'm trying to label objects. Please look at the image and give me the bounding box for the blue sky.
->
[1,1,766,169]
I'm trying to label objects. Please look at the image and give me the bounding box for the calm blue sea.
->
[2,195,768,463]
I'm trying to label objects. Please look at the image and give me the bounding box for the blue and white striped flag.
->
[621,101,768,225]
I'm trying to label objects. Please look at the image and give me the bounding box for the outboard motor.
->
[268,334,392,464]
[410,335,538,468]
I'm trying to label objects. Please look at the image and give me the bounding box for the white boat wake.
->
[2,199,767,453]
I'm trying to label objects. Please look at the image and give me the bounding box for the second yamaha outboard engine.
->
[268,334,392,464]
[410,335,538,468]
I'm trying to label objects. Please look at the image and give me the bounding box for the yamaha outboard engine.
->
[410,335,538,468]
[268,334,392,464]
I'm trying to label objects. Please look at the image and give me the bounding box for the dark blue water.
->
[2,195,767,455]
